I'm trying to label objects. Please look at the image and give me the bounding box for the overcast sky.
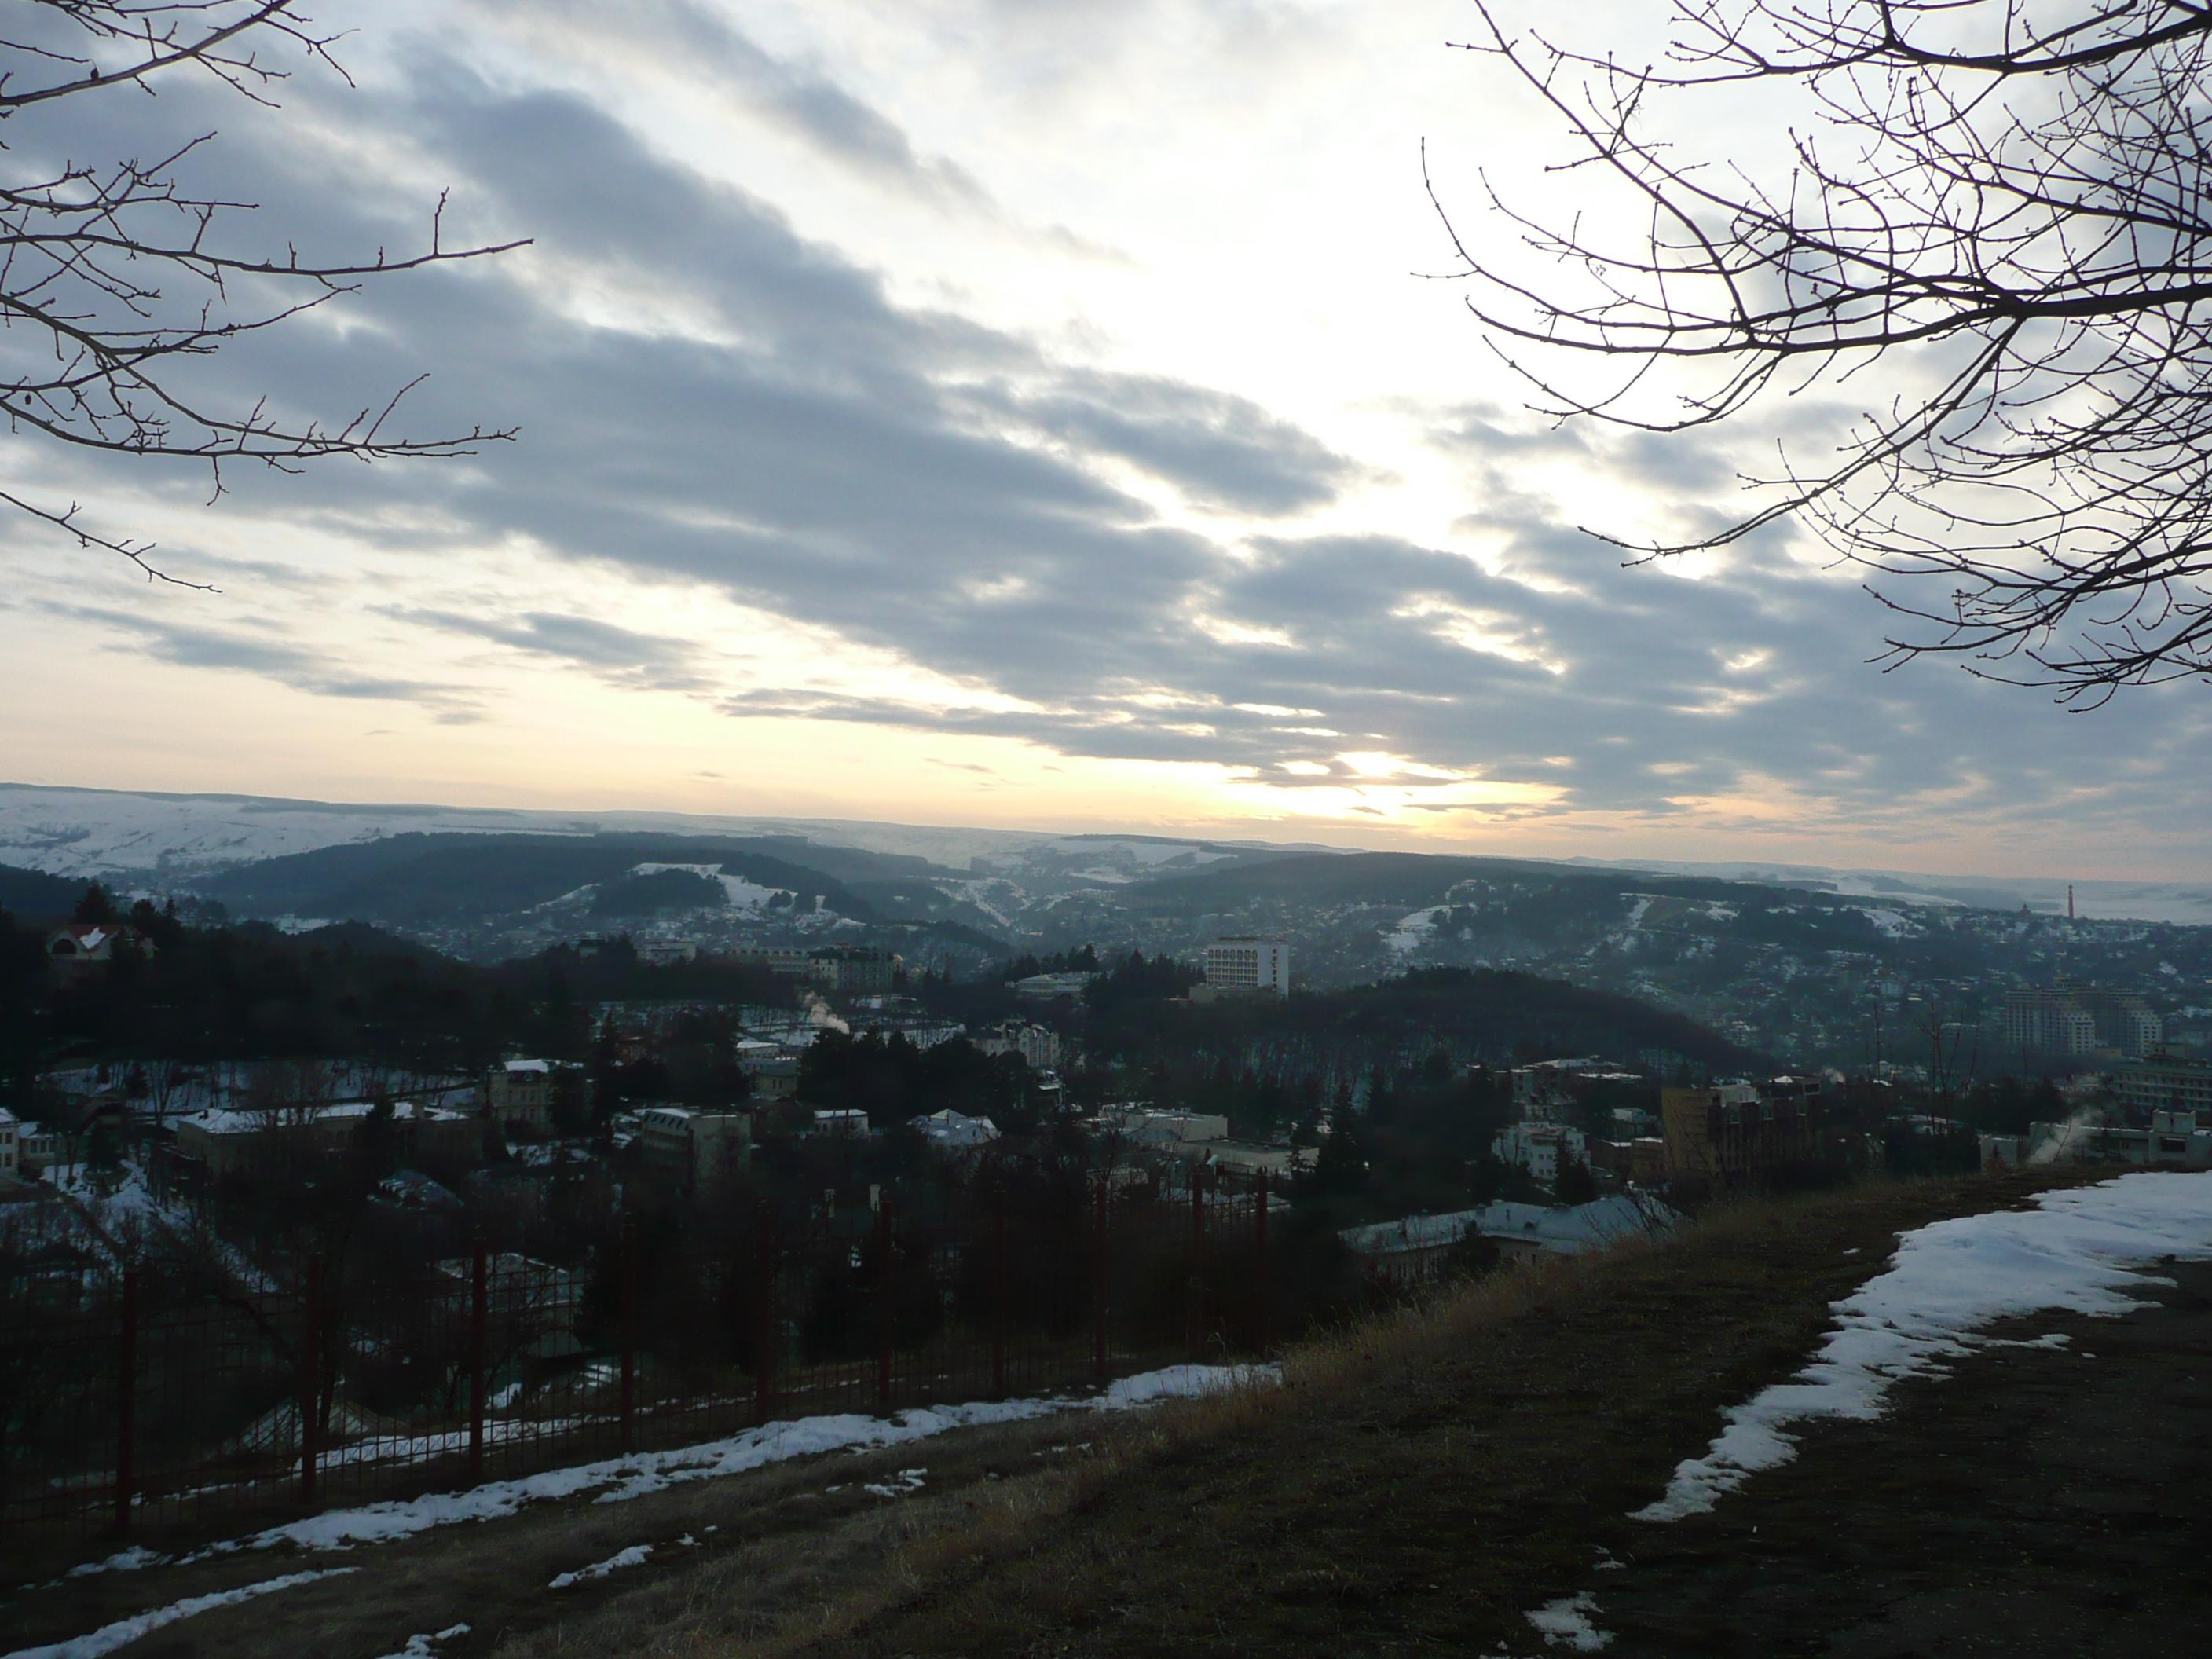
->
[2,0,2205,880]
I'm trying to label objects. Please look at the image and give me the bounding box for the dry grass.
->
[10,1171,2096,1659]
[755,1170,2097,1657]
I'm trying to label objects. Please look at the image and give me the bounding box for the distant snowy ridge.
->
[7,783,2208,925]
[0,785,1320,886]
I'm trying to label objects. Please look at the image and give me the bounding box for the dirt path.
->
[0,1411,1111,1659]
[1577,1259,2212,1657]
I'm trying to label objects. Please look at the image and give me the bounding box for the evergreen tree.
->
[1311,1096,1368,1197]
[1553,1155,1599,1207]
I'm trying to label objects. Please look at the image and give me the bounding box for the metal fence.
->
[0,1170,1275,1560]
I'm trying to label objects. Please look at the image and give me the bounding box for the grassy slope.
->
[7,1174,2096,1659]
[773,1170,2097,1658]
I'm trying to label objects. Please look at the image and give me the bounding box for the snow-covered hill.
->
[5,782,2210,927]
[0,785,1317,888]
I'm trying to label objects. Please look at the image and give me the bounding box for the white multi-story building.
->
[974,1020,1062,1071]
[2078,991,2164,1057]
[1492,1119,1587,1185]
[2001,991,2098,1056]
[1201,936,1290,996]
[0,1108,19,1178]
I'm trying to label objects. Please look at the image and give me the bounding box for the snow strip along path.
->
[61,1364,1275,1577]
[375,1624,470,1659]
[4,1569,357,1659]
[1635,1170,2212,1523]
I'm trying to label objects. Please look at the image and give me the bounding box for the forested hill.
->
[196,833,890,928]
[1083,964,1768,1078]
[0,862,83,921]
[1123,849,1808,917]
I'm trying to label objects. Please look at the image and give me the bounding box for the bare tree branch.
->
[1437,0,2212,703]
[1,2,529,582]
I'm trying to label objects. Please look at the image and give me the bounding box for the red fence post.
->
[619,1223,639,1455]
[114,1268,137,1537]
[468,1240,489,1483]
[1254,1169,1271,1357]
[299,1259,323,1506]
[1092,1176,1109,1384]
[991,1194,1009,1397]
[873,1195,894,1415]
[1187,1166,1207,1362]
[754,1211,775,1423]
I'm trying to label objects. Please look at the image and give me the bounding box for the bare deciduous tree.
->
[1,2,526,585]
[1437,1,2212,703]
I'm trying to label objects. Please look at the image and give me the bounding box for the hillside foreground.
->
[9,1167,2208,1658]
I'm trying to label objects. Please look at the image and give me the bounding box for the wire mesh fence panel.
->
[0,1167,1276,1562]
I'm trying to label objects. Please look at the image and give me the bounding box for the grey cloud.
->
[478,0,993,208]
[43,604,482,717]
[988,371,1364,515]
[383,608,717,694]
[16,35,2210,858]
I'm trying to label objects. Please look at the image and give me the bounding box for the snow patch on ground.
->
[1526,1591,1613,1649]
[62,1364,1277,1576]
[548,1544,651,1589]
[6,1568,356,1659]
[862,1468,927,1498]
[628,864,791,910]
[374,1623,471,1659]
[1854,906,1915,938]
[1384,906,1441,956]
[1634,1171,2212,1524]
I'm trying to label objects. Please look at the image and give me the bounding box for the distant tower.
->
[2068,884,2075,921]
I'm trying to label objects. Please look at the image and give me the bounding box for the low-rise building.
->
[639,1106,753,1186]
[1199,1141,1315,1178]
[912,1108,1000,1153]
[0,1109,18,1178]
[1119,1110,1230,1146]
[43,923,156,980]
[2115,1053,2212,1119]
[750,1057,802,1100]
[1341,1194,1678,1283]
[1660,1079,1829,1181]
[812,1108,870,1139]
[1010,971,1094,1000]
[2020,1108,2212,1169]
[484,1059,589,1130]
[808,946,899,995]
[730,946,815,978]
[174,1100,481,1178]
[16,1121,60,1174]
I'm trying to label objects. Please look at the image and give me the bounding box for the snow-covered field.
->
[1636,1171,2212,1522]
[624,864,793,910]
[1383,906,1442,956]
